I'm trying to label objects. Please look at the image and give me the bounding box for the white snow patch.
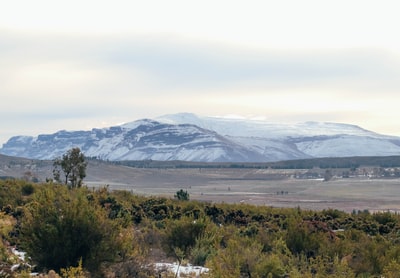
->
[157,113,384,138]
[155,262,209,277]
[297,136,400,157]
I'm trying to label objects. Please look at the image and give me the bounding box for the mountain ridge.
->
[2,113,400,162]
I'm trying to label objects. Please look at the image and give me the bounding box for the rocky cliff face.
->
[2,113,400,162]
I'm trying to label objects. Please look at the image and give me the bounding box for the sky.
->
[1,0,400,145]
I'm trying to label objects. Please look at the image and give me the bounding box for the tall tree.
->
[53,147,87,188]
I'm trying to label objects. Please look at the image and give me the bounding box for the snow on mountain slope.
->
[294,135,400,157]
[2,113,400,162]
[227,136,312,162]
[0,119,265,162]
[156,113,400,159]
[156,113,383,138]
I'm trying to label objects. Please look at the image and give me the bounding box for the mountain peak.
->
[156,113,201,125]
[120,118,160,130]
[1,113,400,162]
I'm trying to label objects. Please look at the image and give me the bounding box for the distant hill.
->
[2,113,400,162]
[0,154,51,181]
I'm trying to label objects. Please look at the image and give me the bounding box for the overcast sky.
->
[1,0,400,145]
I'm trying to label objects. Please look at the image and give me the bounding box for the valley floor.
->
[84,165,400,213]
[2,155,399,213]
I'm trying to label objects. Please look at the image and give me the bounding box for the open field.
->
[85,162,400,213]
[2,155,400,213]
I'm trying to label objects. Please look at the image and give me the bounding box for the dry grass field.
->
[85,161,400,213]
[2,155,400,213]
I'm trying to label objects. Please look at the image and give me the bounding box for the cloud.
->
[2,31,400,94]
[97,39,400,91]
[2,30,400,144]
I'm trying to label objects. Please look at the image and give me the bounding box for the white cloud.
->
[1,1,400,144]
[1,0,400,50]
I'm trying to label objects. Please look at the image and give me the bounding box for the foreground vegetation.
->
[2,179,400,277]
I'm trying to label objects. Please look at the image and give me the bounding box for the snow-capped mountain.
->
[156,113,384,138]
[0,119,265,162]
[156,113,400,159]
[2,113,400,162]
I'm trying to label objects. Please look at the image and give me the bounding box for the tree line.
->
[115,155,400,169]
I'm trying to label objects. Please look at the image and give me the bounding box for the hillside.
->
[2,113,400,162]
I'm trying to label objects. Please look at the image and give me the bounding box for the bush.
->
[165,217,206,257]
[174,189,189,201]
[0,180,25,210]
[21,183,35,196]
[19,185,122,273]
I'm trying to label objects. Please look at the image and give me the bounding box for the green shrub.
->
[165,217,206,257]
[174,189,189,201]
[19,185,122,273]
[0,180,24,210]
[21,183,35,196]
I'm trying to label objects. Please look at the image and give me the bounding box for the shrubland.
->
[1,179,400,277]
